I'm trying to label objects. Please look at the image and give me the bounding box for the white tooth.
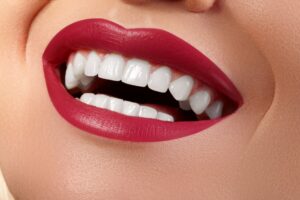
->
[84,51,101,77]
[122,59,151,87]
[91,94,109,108]
[65,63,80,90]
[80,93,95,105]
[157,112,174,122]
[205,100,223,119]
[79,76,94,89]
[169,75,194,101]
[138,106,157,119]
[107,97,123,113]
[73,52,86,79]
[179,101,191,111]
[148,66,172,93]
[189,88,212,115]
[121,101,140,117]
[98,54,125,81]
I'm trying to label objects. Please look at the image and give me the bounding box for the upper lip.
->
[43,18,243,142]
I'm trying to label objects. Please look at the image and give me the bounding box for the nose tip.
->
[184,0,216,12]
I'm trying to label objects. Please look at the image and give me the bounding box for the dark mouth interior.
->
[60,63,237,122]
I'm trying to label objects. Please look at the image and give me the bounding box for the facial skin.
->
[0,0,299,199]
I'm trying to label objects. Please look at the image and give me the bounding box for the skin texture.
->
[0,0,299,199]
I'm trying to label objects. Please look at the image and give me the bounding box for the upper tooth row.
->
[66,51,223,118]
[79,93,174,122]
[66,51,194,98]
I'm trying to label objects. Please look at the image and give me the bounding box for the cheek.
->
[225,0,300,71]
[225,0,300,198]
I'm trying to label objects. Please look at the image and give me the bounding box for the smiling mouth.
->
[43,18,243,142]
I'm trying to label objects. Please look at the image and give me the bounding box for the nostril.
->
[184,0,216,12]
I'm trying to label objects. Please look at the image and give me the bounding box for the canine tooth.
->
[122,59,151,87]
[84,51,101,77]
[91,94,109,108]
[157,112,174,122]
[80,93,95,105]
[98,54,125,81]
[73,52,86,79]
[189,88,212,115]
[148,66,172,93]
[139,106,158,119]
[65,63,80,89]
[179,101,191,111]
[122,101,140,116]
[205,100,223,119]
[169,75,194,101]
[107,97,123,113]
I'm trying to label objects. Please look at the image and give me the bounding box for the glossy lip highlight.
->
[43,18,243,142]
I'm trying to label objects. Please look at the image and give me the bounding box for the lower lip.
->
[43,19,242,142]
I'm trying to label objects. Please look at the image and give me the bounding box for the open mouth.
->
[43,19,243,142]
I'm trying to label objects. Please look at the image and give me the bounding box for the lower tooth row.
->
[79,93,174,122]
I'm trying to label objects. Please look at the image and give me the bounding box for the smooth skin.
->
[0,0,299,199]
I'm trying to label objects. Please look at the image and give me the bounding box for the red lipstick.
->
[43,19,243,142]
